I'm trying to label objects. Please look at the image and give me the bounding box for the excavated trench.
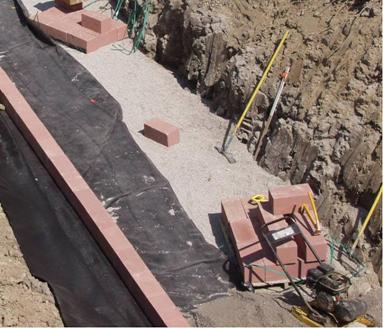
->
[138,0,382,276]
[0,0,381,325]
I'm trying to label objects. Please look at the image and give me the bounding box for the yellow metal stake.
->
[219,31,289,159]
[350,185,383,255]
[235,31,289,135]
[308,191,321,233]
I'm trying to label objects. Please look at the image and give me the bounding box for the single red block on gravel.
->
[81,11,113,33]
[144,118,179,147]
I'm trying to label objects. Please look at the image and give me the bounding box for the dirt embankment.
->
[138,0,382,270]
[0,205,62,327]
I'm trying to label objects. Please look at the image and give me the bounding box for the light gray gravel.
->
[15,0,286,246]
[64,38,285,246]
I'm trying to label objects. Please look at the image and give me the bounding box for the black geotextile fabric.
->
[0,111,151,327]
[0,0,232,324]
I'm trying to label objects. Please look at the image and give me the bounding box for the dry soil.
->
[0,205,62,327]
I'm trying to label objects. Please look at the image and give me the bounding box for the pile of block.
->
[37,7,126,53]
[221,184,328,287]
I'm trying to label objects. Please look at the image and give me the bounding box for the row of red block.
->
[0,68,188,327]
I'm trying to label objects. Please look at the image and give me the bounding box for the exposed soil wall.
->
[139,0,382,267]
[0,206,63,327]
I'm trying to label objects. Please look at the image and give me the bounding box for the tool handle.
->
[350,185,382,254]
[233,31,289,136]
[253,66,290,159]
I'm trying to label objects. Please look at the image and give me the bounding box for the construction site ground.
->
[63,38,284,247]
[0,0,381,326]
[0,207,62,327]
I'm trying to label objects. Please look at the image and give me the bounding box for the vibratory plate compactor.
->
[221,184,375,327]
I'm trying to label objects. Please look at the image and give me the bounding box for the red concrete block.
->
[240,242,266,285]
[36,7,66,25]
[42,18,77,42]
[75,189,106,217]
[65,10,83,23]
[242,244,299,285]
[115,21,127,40]
[296,234,328,262]
[294,212,328,262]
[269,183,313,215]
[85,28,117,53]
[263,257,299,283]
[144,118,180,147]
[230,219,258,250]
[243,263,265,286]
[37,8,127,53]
[256,204,298,264]
[81,11,113,33]
[240,198,259,220]
[67,26,98,50]
[221,199,248,224]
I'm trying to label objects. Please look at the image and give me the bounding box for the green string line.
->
[326,234,366,277]
[113,0,125,18]
[125,0,151,53]
[130,0,150,53]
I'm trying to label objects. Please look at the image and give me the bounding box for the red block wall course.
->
[36,7,127,53]
[144,118,180,147]
[0,68,188,327]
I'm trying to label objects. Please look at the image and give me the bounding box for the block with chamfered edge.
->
[144,118,180,147]
[269,183,313,215]
[81,11,113,33]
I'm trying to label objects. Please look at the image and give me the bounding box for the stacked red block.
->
[221,184,328,287]
[37,7,126,53]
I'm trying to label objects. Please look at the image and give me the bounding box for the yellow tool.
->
[300,204,320,235]
[291,306,321,327]
[350,185,382,255]
[291,306,376,327]
[308,192,320,228]
[253,66,290,160]
[299,192,321,234]
[250,194,268,205]
[217,31,289,163]
[235,31,289,136]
